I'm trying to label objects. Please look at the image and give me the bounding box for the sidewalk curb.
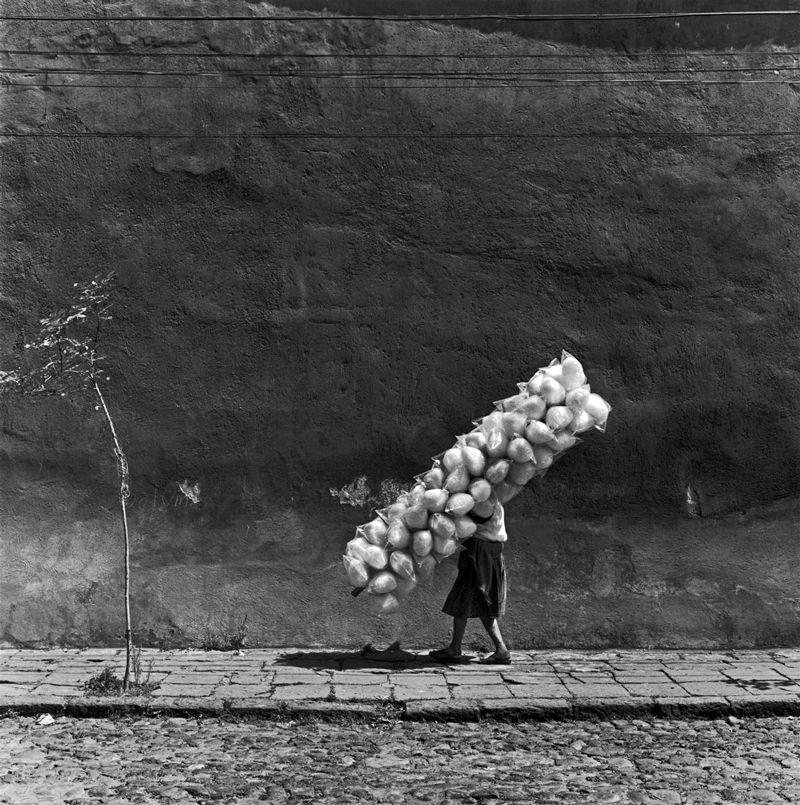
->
[3,695,800,722]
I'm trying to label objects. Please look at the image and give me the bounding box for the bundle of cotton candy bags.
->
[343,351,611,612]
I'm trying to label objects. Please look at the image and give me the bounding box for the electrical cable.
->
[2,65,799,77]
[3,10,800,22]
[3,48,800,59]
[4,79,798,89]
[3,130,800,139]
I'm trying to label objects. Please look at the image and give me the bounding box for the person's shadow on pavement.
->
[274,641,463,670]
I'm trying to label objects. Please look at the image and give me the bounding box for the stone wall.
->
[1,0,798,648]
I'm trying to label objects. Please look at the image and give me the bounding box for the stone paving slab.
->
[4,647,800,721]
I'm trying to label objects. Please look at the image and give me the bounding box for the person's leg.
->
[480,616,510,660]
[430,617,468,660]
[449,617,468,654]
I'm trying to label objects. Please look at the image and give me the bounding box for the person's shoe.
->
[428,648,472,664]
[478,651,512,665]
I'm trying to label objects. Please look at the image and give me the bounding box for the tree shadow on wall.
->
[275,641,450,670]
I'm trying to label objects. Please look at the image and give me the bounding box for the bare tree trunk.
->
[93,380,133,691]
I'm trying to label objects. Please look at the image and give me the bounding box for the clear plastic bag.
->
[386,519,411,550]
[390,550,417,581]
[459,442,486,476]
[549,431,582,453]
[416,555,437,579]
[346,536,372,563]
[584,393,612,431]
[463,430,487,451]
[403,502,429,531]
[569,409,596,434]
[539,376,566,406]
[342,554,370,588]
[423,488,449,512]
[507,460,539,485]
[376,593,400,613]
[412,528,433,557]
[442,446,464,472]
[565,386,591,413]
[560,350,587,391]
[501,410,528,437]
[453,515,478,540]
[506,436,534,463]
[532,444,555,470]
[443,464,470,493]
[524,420,555,445]
[469,477,492,502]
[421,465,445,489]
[494,480,524,504]
[471,498,495,518]
[432,534,459,560]
[367,570,398,595]
[407,483,427,506]
[485,458,511,484]
[357,517,388,547]
[429,512,456,540]
[545,405,574,432]
[517,394,546,421]
[445,492,475,517]
[362,543,389,570]
[485,427,509,459]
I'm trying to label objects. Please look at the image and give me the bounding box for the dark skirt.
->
[442,537,506,619]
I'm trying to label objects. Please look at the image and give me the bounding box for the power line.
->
[4,79,798,89]
[3,10,800,22]
[3,130,800,139]
[3,48,800,59]
[3,65,799,77]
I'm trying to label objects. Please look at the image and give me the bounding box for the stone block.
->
[445,673,502,685]
[160,672,227,684]
[387,673,446,687]
[450,684,511,699]
[333,684,392,701]
[562,682,631,698]
[480,697,574,720]
[151,685,217,697]
[212,684,272,698]
[28,684,81,696]
[619,682,690,698]
[403,700,481,721]
[679,681,743,697]
[331,672,390,685]
[392,685,449,701]
[507,684,572,699]
[271,684,330,701]
[651,695,729,718]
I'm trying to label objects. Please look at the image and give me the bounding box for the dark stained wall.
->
[1,1,799,648]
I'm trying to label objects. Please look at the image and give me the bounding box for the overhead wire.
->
[3,49,800,59]
[2,10,800,21]
[3,11,796,137]
[3,131,800,140]
[3,64,800,77]
[4,79,799,89]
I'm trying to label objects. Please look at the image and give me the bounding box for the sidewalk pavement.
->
[4,646,800,722]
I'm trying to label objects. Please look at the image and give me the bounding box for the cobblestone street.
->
[3,713,800,804]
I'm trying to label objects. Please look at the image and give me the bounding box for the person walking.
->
[429,491,511,664]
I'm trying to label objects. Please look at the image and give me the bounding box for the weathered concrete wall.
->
[1,1,798,648]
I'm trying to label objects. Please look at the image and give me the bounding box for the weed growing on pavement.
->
[200,614,248,651]
[84,651,159,697]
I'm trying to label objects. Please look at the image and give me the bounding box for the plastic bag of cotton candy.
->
[343,350,611,612]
